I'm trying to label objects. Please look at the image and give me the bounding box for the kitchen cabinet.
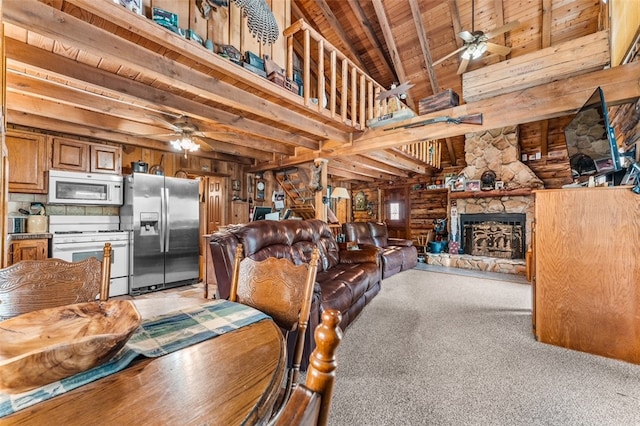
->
[8,238,49,265]
[533,187,640,364]
[6,130,47,193]
[52,137,122,174]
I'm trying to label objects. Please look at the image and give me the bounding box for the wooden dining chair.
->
[274,308,343,426]
[229,243,320,415]
[0,242,112,320]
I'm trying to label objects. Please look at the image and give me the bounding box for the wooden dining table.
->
[3,298,287,425]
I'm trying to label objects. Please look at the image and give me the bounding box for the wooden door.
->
[206,175,226,232]
[383,187,409,239]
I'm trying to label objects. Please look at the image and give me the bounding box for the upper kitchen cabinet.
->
[52,137,121,174]
[6,129,47,193]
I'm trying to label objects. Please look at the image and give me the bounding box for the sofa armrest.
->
[339,246,380,265]
[387,237,414,247]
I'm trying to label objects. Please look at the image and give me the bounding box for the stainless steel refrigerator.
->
[120,173,200,294]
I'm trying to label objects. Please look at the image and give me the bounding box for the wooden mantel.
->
[449,188,533,200]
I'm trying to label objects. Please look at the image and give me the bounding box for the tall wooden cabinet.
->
[533,187,640,364]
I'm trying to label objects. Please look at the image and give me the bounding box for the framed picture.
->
[594,157,615,173]
[494,180,504,190]
[232,179,241,191]
[451,175,465,192]
[465,180,481,192]
[354,191,367,211]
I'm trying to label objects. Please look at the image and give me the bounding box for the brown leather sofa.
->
[342,221,418,279]
[208,218,381,367]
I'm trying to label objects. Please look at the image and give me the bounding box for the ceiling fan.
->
[433,1,520,75]
[145,114,233,158]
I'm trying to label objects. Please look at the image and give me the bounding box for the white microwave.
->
[48,170,124,206]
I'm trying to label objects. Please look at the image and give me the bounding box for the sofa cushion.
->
[343,222,375,246]
[367,222,388,247]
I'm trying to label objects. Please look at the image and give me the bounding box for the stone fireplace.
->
[460,213,526,259]
[427,126,543,275]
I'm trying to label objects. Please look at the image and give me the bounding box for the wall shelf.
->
[449,188,533,200]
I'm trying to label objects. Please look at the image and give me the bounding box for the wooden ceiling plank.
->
[314,0,368,71]
[408,0,439,94]
[371,0,415,109]
[344,0,397,84]
[4,0,350,143]
[326,166,375,182]
[5,38,318,151]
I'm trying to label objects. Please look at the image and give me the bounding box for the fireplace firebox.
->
[459,213,526,259]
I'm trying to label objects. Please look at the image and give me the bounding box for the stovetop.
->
[49,215,128,242]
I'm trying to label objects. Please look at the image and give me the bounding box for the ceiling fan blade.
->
[457,57,470,75]
[457,30,475,43]
[484,20,520,39]
[432,46,467,66]
[195,131,235,138]
[144,113,182,131]
[485,42,512,56]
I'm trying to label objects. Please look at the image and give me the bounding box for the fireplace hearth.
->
[459,213,526,259]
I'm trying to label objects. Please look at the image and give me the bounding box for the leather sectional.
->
[208,218,381,367]
[342,221,418,279]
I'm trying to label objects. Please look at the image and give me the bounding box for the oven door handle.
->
[52,240,129,250]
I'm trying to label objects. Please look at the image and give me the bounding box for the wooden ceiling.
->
[1,0,629,184]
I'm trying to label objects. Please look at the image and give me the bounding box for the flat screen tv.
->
[564,86,621,178]
[251,206,273,221]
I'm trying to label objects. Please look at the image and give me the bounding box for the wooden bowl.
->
[0,300,141,394]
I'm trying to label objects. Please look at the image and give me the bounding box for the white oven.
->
[49,216,130,297]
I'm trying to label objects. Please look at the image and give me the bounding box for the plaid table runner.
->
[0,300,270,418]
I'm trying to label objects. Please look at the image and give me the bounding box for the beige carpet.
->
[327,268,640,426]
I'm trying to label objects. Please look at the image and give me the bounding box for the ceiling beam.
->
[311,0,368,71]
[329,158,401,181]
[339,61,640,154]
[345,1,397,85]
[408,0,439,94]
[371,0,415,109]
[4,0,349,143]
[4,38,317,151]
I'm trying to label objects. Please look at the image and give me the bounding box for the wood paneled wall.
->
[142,0,291,70]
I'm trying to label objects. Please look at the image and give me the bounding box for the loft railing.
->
[283,19,390,131]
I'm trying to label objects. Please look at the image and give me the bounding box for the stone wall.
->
[462,126,544,189]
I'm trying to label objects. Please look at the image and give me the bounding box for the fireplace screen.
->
[459,213,526,259]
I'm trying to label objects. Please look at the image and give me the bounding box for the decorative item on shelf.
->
[451,174,465,192]
[217,44,242,64]
[480,170,497,190]
[465,180,481,192]
[185,29,204,46]
[197,0,279,45]
[494,180,504,190]
[152,7,185,37]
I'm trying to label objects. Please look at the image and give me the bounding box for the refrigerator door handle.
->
[164,187,170,252]
[160,186,166,253]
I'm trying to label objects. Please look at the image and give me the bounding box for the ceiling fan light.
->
[171,136,200,153]
[461,47,473,60]
[473,42,488,59]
